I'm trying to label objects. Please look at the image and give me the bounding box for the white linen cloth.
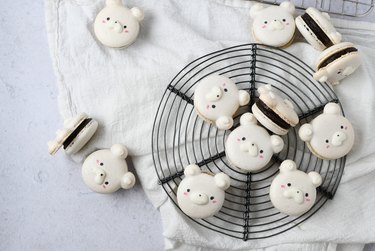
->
[45,0,375,249]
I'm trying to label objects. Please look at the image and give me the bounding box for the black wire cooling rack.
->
[151,44,346,240]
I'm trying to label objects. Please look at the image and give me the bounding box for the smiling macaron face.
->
[94,0,144,48]
[225,113,284,172]
[177,165,231,219]
[81,144,135,193]
[250,1,296,47]
[299,103,355,160]
[270,160,322,216]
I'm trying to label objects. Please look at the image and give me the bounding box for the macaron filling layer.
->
[63,118,92,149]
[317,47,358,69]
[255,99,291,130]
[301,13,333,48]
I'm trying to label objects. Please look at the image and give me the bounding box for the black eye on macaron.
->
[260,150,264,154]
[212,105,216,109]
[100,162,104,166]
[105,181,109,185]
[282,18,286,22]
[242,137,246,141]
[187,189,190,192]
[106,17,110,21]
[224,88,228,92]
[287,183,291,187]
[124,25,127,29]
[210,196,214,200]
[305,193,309,197]
[325,139,329,143]
[341,125,344,129]
[264,21,268,24]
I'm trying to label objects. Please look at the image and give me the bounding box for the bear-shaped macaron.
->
[194,75,250,130]
[177,165,231,219]
[81,144,135,193]
[270,160,322,216]
[250,1,296,48]
[299,102,355,160]
[94,0,144,48]
[225,113,284,172]
[313,42,361,85]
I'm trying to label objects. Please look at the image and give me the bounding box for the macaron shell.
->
[316,42,356,64]
[306,8,340,44]
[65,120,99,155]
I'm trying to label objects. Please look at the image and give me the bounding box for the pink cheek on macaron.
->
[259,155,264,159]
[102,20,106,23]
[281,185,285,189]
[206,105,210,110]
[223,83,226,86]
[124,29,129,33]
[262,25,267,29]
[212,200,217,204]
[286,23,290,25]
[183,192,188,196]
[345,126,348,130]
[237,138,241,142]
[326,145,330,149]
[96,160,100,164]
[305,198,311,202]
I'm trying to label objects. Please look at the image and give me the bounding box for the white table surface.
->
[0,1,374,250]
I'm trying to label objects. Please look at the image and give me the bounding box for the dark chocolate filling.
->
[256,99,291,130]
[63,118,92,149]
[301,13,333,48]
[317,47,358,69]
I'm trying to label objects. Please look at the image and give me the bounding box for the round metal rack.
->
[151,43,345,240]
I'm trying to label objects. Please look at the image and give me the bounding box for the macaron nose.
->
[240,142,259,157]
[283,187,304,204]
[113,21,123,33]
[205,86,223,102]
[190,192,209,205]
[331,131,347,146]
[342,66,354,76]
[94,168,106,185]
[271,20,284,30]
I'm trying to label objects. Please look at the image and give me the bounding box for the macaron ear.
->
[106,0,122,6]
[330,32,342,44]
[323,102,341,115]
[111,144,128,159]
[250,4,265,19]
[216,116,234,130]
[308,171,322,187]
[184,164,201,177]
[270,135,284,153]
[257,84,272,95]
[121,172,136,189]
[280,1,295,14]
[299,123,314,142]
[322,12,331,20]
[214,173,231,190]
[238,90,250,106]
[131,7,144,21]
[283,99,294,109]
[313,69,328,83]
[240,112,257,126]
[279,160,297,173]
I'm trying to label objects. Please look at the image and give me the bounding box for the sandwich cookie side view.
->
[295,7,341,51]
[177,165,231,219]
[299,102,355,160]
[48,113,98,155]
[313,42,361,85]
[250,1,296,48]
[225,113,284,172]
[252,85,299,135]
[94,0,144,48]
[194,75,250,130]
[270,160,322,216]
[81,144,136,193]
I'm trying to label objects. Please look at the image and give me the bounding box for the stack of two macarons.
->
[295,7,361,85]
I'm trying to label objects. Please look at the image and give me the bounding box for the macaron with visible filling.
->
[313,42,361,85]
[252,85,299,135]
[48,113,98,155]
[295,7,341,51]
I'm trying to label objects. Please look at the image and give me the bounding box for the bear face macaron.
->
[194,75,250,130]
[94,0,144,48]
[299,103,355,160]
[225,113,284,172]
[270,160,322,216]
[250,1,296,48]
[295,7,342,51]
[81,144,135,193]
[48,113,98,155]
[313,42,361,85]
[252,85,299,135]
[177,165,231,219]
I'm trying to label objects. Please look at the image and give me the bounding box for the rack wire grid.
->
[254,0,374,17]
[152,43,346,240]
